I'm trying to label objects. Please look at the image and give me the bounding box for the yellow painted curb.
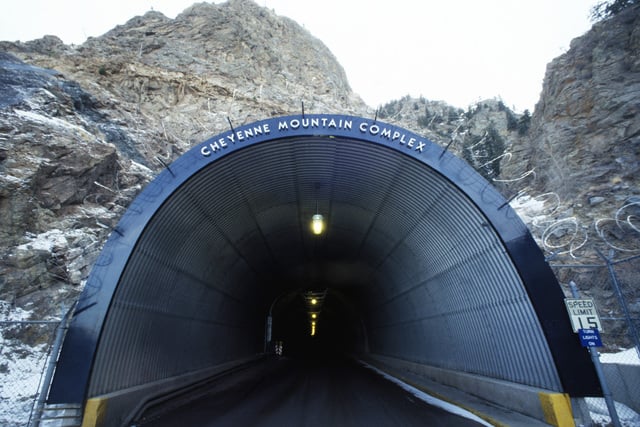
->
[81,397,107,427]
[538,392,574,427]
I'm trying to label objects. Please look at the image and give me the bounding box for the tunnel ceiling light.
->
[311,214,324,235]
[311,313,317,319]
[311,298,317,305]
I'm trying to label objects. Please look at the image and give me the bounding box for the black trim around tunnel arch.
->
[48,114,601,403]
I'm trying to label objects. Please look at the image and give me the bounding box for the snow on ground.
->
[587,398,640,427]
[360,361,494,426]
[601,347,640,365]
[0,302,56,426]
[17,228,88,252]
[0,341,49,426]
[510,193,548,223]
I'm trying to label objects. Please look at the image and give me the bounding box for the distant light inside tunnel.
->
[311,214,324,235]
[311,313,317,319]
[311,298,317,305]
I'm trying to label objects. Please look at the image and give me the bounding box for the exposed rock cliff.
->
[0,0,369,313]
[500,5,640,258]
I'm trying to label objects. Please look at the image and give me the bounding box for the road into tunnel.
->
[47,114,601,425]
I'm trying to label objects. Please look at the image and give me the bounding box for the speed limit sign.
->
[564,298,603,332]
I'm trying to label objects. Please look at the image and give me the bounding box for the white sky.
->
[1,0,597,112]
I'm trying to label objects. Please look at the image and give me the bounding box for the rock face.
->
[500,6,640,258]
[0,0,369,314]
[0,51,149,313]
[524,6,639,198]
[0,0,639,316]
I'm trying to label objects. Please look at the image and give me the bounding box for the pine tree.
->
[591,0,640,21]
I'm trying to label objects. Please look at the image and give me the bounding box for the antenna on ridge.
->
[227,117,235,135]
[439,139,454,159]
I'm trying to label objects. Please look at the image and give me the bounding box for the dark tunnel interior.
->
[270,289,365,359]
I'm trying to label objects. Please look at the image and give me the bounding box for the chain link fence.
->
[551,252,640,426]
[0,303,65,427]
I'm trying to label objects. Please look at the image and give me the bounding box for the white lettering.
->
[201,139,227,156]
[202,117,425,158]
[358,121,426,153]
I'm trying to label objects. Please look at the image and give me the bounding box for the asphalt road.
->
[135,356,484,427]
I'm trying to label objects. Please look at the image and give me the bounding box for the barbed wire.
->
[466,136,640,257]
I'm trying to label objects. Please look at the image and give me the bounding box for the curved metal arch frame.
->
[48,114,600,403]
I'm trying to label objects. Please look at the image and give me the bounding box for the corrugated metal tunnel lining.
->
[48,114,600,413]
[90,135,561,396]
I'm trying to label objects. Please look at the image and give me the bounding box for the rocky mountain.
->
[501,5,640,259]
[0,0,638,318]
[0,0,370,315]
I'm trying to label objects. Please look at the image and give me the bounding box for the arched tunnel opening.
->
[46,115,600,425]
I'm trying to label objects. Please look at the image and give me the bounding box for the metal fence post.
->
[30,306,73,427]
[569,281,622,427]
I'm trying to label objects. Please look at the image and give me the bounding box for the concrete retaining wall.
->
[368,354,573,425]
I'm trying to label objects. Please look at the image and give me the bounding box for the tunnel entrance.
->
[47,114,601,424]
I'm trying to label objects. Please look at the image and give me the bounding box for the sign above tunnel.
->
[199,115,428,158]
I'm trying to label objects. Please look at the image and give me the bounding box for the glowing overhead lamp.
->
[311,213,325,235]
[310,298,317,305]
